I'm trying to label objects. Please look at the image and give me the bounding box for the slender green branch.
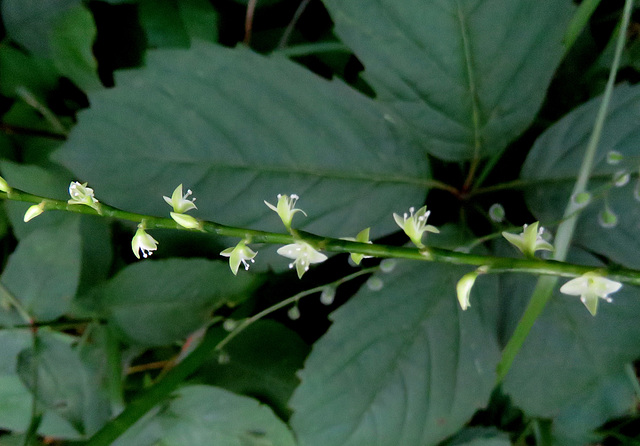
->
[2,188,640,285]
[85,267,377,445]
[496,0,634,382]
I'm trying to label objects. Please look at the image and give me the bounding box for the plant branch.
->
[2,188,640,285]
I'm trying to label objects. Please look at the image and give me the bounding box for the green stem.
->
[495,0,634,382]
[3,188,640,285]
[85,267,377,445]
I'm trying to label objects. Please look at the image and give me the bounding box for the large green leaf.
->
[1,0,80,56]
[84,258,259,346]
[0,330,82,439]
[17,331,111,437]
[53,42,430,240]
[290,262,500,446]
[0,219,81,321]
[321,0,574,161]
[500,273,640,442]
[521,83,640,269]
[1,0,100,90]
[50,4,102,91]
[113,385,296,446]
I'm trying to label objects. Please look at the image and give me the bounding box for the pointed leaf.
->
[290,262,500,446]
[53,42,430,240]
[321,0,574,160]
[85,259,259,346]
[113,385,296,446]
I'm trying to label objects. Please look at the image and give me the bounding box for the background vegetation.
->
[0,0,640,445]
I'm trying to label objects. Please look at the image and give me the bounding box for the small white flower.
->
[264,194,306,230]
[277,240,327,279]
[170,212,202,230]
[560,272,622,316]
[220,241,257,275]
[24,201,45,222]
[502,221,553,258]
[131,224,159,259]
[393,206,439,249]
[163,184,197,214]
[68,181,100,212]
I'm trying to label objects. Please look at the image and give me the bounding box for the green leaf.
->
[0,329,97,439]
[197,320,310,418]
[500,273,640,439]
[290,262,500,446]
[53,42,430,240]
[112,385,296,446]
[177,0,218,43]
[0,45,59,98]
[0,218,81,321]
[50,4,102,91]
[138,0,191,48]
[321,0,575,161]
[1,0,81,56]
[521,83,640,269]
[86,258,259,346]
[17,331,111,436]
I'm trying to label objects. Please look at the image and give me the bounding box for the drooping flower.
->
[456,271,479,311]
[68,181,101,212]
[24,201,45,222]
[163,184,197,214]
[393,206,439,248]
[220,241,257,275]
[341,227,373,265]
[502,221,553,258]
[131,224,159,259]
[277,240,327,279]
[560,272,622,316]
[0,176,11,193]
[264,194,306,231]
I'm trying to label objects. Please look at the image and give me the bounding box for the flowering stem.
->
[2,188,640,285]
[496,0,634,382]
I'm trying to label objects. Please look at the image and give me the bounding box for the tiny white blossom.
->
[220,241,257,275]
[68,181,100,212]
[264,194,306,230]
[502,221,553,258]
[393,206,439,249]
[560,272,622,316]
[277,240,327,279]
[163,184,197,214]
[131,224,159,259]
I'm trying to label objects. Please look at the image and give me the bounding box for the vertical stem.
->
[244,0,258,45]
[496,0,634,382]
